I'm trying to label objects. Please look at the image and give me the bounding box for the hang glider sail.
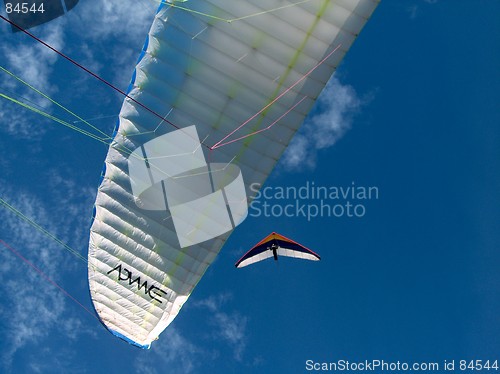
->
[88,0,379,348]
[4,0,79,32]
[235,232,320,268]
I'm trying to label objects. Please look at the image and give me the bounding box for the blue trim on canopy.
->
[109,329,151,350]
[89,6,159,226]
[85,277,152,349]
[87,4,166,348]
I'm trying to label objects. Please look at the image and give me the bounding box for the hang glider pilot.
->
[269,242,279,261]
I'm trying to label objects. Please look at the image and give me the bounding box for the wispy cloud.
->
[281,76,370,171]
[194,293,248,360]
[0,21,65,138]
[0,4,156,370]
[407,5,419,20]
[44,167,97,246]
[1,22,64,92]
[68,0,155,87]
[135,292,250,373]
[0,1,155,140]
[407,0,438,20]
[135,327,205,374]
[72,0,155,42]
[0,193,67,369]
[27,345,88,374]
[0,182,96,372]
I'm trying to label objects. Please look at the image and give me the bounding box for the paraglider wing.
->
[4,0,79,32]
[235,232,320,268]
[88,0,378,348]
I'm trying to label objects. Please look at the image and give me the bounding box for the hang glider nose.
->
[235,232,320,268]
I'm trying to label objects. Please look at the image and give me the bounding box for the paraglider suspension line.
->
[0,15,211,150]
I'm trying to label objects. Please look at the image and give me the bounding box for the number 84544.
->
[5,2,45,13]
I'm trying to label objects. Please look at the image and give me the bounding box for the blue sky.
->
[1,1,499,373]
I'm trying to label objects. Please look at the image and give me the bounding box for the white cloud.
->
[281,76,368,171]
[72,0,155,42]
[133,291,250,374]
[407,5,419,20]
[194,293,248,360]
[135,292,250,373]
[0,1,155,140]
[0,194,67,368]
[1,21,64,94]
[0,5,156,369]
[0,20,66,138]
[44,167,97,247]
[26,345,88,374]
[0,183,96,371]
[407,0,438,20]
[135,327,204,374]
[69,0,156,87]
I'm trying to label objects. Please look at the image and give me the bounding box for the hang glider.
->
[235,232,320,268]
